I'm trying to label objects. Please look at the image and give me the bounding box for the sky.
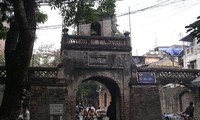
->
[35,0,200,55]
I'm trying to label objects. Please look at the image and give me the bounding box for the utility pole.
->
[128,6,132,47]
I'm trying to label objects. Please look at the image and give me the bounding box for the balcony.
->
[61,34,132,52]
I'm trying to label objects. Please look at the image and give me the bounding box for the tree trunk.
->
[0,0,36,119]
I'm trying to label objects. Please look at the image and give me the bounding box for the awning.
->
[191,76,200,87]
[165,47,183,56]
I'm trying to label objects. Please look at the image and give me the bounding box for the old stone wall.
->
[194,88,200,120]
[159,85,193,114]
[130,84,162,120]
[102,19,112,36]
[30,86,68,120]
[59,47,132,120]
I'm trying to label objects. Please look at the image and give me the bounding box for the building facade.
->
[181,35,200,69]
[132,45,183,68]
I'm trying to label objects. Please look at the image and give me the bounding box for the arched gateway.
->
[29,31,163,120]
[57,33,132,120]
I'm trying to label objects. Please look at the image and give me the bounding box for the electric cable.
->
[36,0,200,30]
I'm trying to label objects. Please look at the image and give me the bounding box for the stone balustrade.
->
[61,35,132,51]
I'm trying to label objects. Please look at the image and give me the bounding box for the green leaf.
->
[186,15,200,43]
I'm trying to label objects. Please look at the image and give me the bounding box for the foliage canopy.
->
[0,0,117,119]
[49,0,116,27]
[186,16,200,43]
[0,1,48,39]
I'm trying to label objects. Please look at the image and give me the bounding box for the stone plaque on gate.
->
[88,55,108,66]
[49,104,63,115]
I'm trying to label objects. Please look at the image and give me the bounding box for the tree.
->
[0,85,5,106]
[0,2,48,40]
[186,16,200,43]
[0,0,37,119]
[76,80,99,107]
[49,0,116,31]
[31,44,60,67]
[0,0,116,119]
[0,1,11,40]
[111,16,123,36]
[0,0,48,119]
[0,50,5,66]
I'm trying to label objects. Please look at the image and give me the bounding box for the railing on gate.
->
[135,67,200,86]
[61,35,132,51]
[0,66,58,84]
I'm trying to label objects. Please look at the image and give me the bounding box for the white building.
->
[181,35,200,69]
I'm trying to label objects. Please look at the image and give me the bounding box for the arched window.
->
[91,22,101,36]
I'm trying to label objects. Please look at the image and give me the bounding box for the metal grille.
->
[0,66,6,78]
[28,67,57,78]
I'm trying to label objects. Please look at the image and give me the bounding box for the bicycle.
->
[178,113,196,120]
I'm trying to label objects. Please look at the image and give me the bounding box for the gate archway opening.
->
[75,76,121,120]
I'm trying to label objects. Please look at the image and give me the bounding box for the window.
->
[91,22,101,36]
[187,49,190,54]
[191,48,194,54]
[104,93,107,107]
[188,60,196,69]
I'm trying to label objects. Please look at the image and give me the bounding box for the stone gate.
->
[31,34,135,120]
[28,33,200,120]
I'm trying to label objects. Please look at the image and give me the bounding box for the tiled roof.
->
[180,34,193,42]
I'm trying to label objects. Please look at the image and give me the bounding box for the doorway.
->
[76,76,121,120]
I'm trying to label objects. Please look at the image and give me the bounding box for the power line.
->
[36,0,171,30]
[37,0,200,30]
[116,0,170,17]
[37,0,124,6]
[139,0,200,26]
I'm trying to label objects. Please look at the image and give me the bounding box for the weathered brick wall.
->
[194,88,200,120]
[30,86,68,120]
[159,86,194,115]
[102,19,111,36]
[130,84,162,120]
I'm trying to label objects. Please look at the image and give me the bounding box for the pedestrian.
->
[83,107,88,120]
[87,107,93,120]
[23,108,30,120]
[183,102,194,120]
[106,101,116,120]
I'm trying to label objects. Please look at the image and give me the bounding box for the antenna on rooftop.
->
[155,33,157,48]
[136,49,138,56]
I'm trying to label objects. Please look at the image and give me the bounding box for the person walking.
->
[183,102,195,120]
[106,101,116,120]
